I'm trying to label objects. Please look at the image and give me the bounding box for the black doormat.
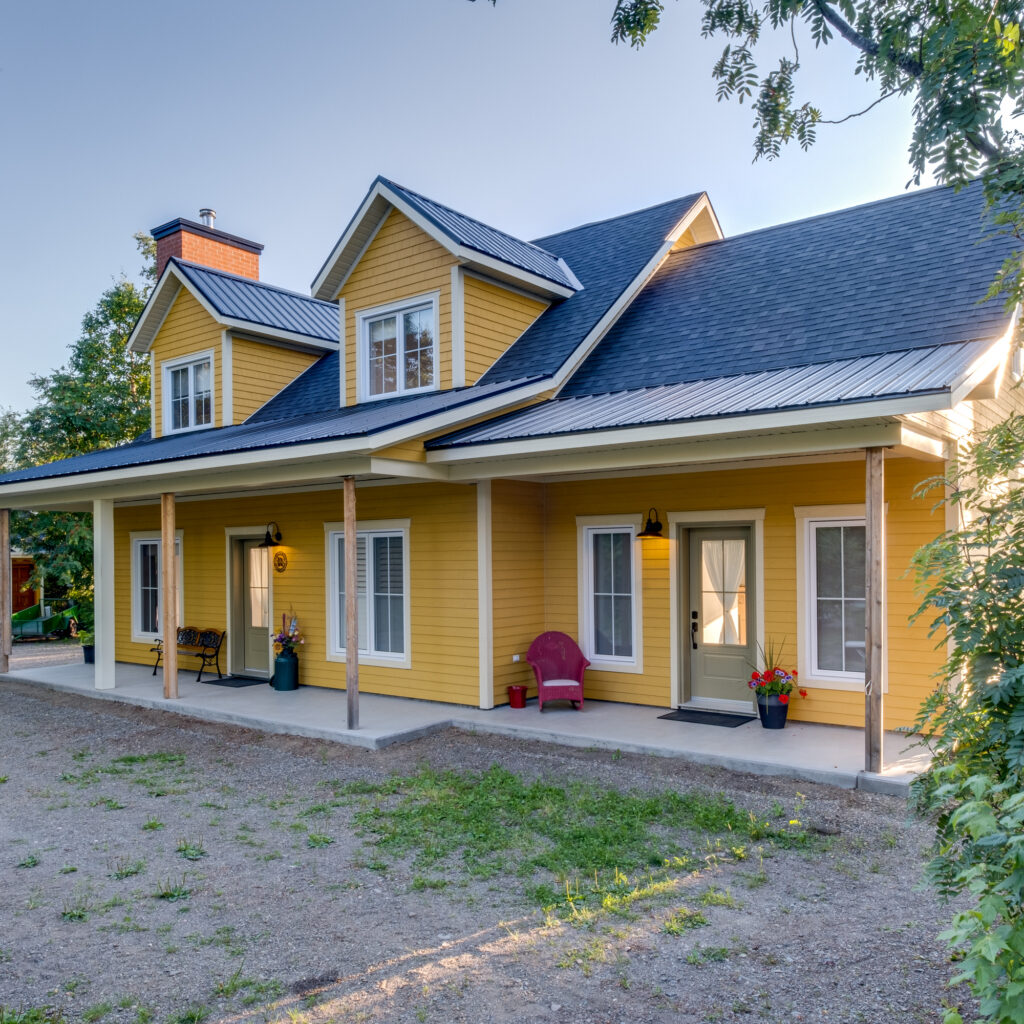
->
[658,708,754,728]
[201,676,268,688]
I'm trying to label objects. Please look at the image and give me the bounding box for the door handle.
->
[690,612,698,650]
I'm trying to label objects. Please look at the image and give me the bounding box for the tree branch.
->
[819,89,897,124]
[811,0,924,78]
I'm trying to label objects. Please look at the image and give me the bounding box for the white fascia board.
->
[550,194,722,394]
[216,317,338,352]
[127,268,183,353]
[448,243,576,299]
[426,392,949,466]
[312,185,391,299]
[949,320,1018,406]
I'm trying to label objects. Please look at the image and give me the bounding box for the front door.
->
[687,526,757,710]
[233,540,270,677]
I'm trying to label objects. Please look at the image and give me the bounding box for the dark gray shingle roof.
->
[480,194,706,383]
[174,260,339,343]
[561,180,1015,397]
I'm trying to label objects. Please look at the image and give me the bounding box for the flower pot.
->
[82,644,95,665]
[756,694,789,729]
[272,650,299,691]
[508,684,527,709]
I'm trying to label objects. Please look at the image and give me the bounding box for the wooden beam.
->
[344,476,359,730]
[864,448,885,773]
[0,509,10,675]
[161,492,178,700]
[93,499,116,689]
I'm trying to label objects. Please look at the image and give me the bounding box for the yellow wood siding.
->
[542,457,945,728]
[491,480,546,704]
[463,276,548,384]
[230,338,318,423]
[150,289,223,436]
[339,210,454,407]
[113,482,480,705]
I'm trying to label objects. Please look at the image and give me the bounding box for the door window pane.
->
[590,529,633,659]
[813,523,866,673]
[248,547,269,629]
[701,538,746,645]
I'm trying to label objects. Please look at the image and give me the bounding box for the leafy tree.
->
[475,0,1024,308]
[12,233,155,593]
[912,416,1024,1024]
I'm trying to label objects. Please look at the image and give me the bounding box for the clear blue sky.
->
[0,0,925,412]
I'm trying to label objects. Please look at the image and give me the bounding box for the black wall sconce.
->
[637,507,663,539]
[258,521,283,548]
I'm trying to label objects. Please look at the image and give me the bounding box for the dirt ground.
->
[0,678,969,1024]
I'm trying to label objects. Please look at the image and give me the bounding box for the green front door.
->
[688,526,757,710]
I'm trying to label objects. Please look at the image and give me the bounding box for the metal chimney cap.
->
[198,208,216,228]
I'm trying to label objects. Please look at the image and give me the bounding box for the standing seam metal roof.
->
[174,260,339,343]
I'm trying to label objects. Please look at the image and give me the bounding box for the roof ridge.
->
[532,192,706,246]
[377,176,564,261]
[172,259,338,309]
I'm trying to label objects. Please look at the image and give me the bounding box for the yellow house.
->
[0,178,1019,760]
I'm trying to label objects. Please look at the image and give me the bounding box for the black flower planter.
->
[82,644,95,665]
[272,650,298,691]
[756,694,789,729]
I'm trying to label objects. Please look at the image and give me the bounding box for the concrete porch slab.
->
[0,661,930,794]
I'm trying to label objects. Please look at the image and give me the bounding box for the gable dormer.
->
[312,178,577,407]
[129,212,338,437]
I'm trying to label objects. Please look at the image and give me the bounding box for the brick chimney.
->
[152,209,264,279]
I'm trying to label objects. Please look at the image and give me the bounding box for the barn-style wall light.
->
[637,508,663,539]
[258,521,283,548]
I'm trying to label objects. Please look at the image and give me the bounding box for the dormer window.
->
[357,293,439,400]
[163,352,214,433]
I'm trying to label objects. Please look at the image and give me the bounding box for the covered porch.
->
[0,659,927,794]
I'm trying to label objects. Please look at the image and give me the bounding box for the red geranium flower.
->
[799,689,808,698]
[778,693,790,704]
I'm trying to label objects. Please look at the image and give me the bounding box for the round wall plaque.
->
[273,551,288,574]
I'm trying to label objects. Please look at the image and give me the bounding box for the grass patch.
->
[58,865,77,875]
[17,853,40,869]
[176,838,207,861]
[0,776,8,784]
[306,833,333,849]
[168,1006,207,1024]
[663,906,709,934]
[685,945,736,965]
[153,876,191,902]
[109,857,145,880]
[88,798,125,811]
[141,817,164,831]
[410,876,448,891]
[699,887,739,908]
[81,1003,112,1024]
[0,1011,67,1024]
[61,894,92,922]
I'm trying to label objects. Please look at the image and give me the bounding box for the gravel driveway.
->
[0,679,967,1024]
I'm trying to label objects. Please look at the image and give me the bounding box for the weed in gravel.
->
[663,907,709,934]
[557,937,608,975]
[58,865,77,874]
[214,969,250,998]
[0,949,10,963]
[153,876,191,901]
[168,1006,207,1024]
[133,1006,152,1024]
[410,876,447,891]
[298,802,332,818]
[699,887,739,908]
[176,838,207,861]
[306,833,333,849]
[239,980,284,1007]
[109,857,145,880]
[685,945,735,965]
[0,776,8,784]
[88,798,125,811]
[0,1010,67,1024]
[25,888,44,909]
[61,893,92,922]
[17,853,40,868]
[81,1003,112,1023]
[141,818,164,831]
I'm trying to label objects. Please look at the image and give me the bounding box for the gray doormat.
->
[658,708,754,728]
[201,676,268,688]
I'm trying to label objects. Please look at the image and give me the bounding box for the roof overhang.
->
[311,179,578,302]
[127,262,340,356]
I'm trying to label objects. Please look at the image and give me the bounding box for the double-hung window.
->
[358,295,438,400]
[801,515,867,682]
[578,520,641,669]
[327,522,410,665]
[130,533,183,642]
[163,353,213,432]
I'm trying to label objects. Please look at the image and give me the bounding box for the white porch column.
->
[864,448,885,773]
[344,476,359,729]
[476,481,494,709]
[93,499,116,690]
[0,509,11,675]
[161,493,178,700]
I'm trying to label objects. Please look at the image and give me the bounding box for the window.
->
[327,523,410,664]
[358,295,438,400]
[163,353,213,432]
[130,533,182,642]
[808,518,866,678]
[579,522,640,668]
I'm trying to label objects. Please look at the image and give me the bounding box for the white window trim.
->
[324,518,412,669]
[355,291,440,403]
[576,514,643,673]
[130,530,184,644]
[794,504,887,693]
[161,349,216,434]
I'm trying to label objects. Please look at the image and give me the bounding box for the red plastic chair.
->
[527,631,589,711]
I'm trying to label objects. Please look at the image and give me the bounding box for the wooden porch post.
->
[161,492,178,700]
[93,499,116,689]
[344,476,359,730]
[0,509,11,675]
[865,448,885,773]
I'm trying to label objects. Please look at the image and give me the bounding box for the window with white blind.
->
[326,521,410,666]
[130,532,183,642]
[162,352,214,433]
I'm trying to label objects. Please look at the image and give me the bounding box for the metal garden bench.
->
[151,627,225,683]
